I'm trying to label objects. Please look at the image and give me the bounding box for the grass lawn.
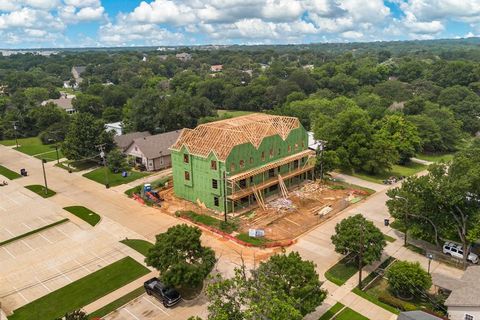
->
[120,239,154,256]
[63,206,101,226]
[56,159,98,172]
[0,165,21,179]
[235,233,268,246]
[416,153,454,163]
[350,162,427,184]
[25,185,56,198]
[384,234,396,243]
[1,136,62,157]
[34,149,64,162]
[176,210,238,233]
[352,287,400,315]
[88,286,144,319]
[319,302,369,320]
[335,307,369,320]
[324,255,358,286]
[318,302,344,320]
[83,167,150,187]
[8,257,150,320]
[329,181,375,196]
[0,219,69,246]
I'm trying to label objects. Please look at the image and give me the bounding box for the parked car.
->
[144,277,181,307]
[443,242,479,264]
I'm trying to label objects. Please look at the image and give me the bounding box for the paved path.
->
[331,172,386,192]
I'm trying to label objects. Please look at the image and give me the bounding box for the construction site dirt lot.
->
[155,180,371,243]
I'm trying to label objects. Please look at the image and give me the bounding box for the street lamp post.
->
[395,195,409,246]
[427,253,434,274]
[41,159,48,195]
[12,122,19,148]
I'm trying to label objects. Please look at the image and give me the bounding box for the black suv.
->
[144,278,181,307]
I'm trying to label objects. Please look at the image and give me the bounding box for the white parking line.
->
[4,228,14,236]
[22,222,32,230]
[35,276,52,293]
[123,308,141,320]
[39,233,53,244]
[21,240,34,250]
[54,267,73,283]
[142,296,170,316]
[2,247,15,259]
[93,252,109,264]
[12,286,29,303]
[54,225,72,239]
[74,259,91,273]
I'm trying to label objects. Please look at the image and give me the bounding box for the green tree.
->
[106,149,128,172]
[312,105,397,173]
[315,150,340,179]
[375,115,421,164]
[386,261,432,298]
[205,252,326,320]
[387,144,480,265]
[331,214,386,288]
[29,102,68,132]
[146,224,216,288]
[72,93,104,116]
[62,113,114,160]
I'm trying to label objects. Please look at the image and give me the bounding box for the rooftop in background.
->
[132,130,181,158]
[41,96,74,112]
[445,265,480,307]
[170,113,300,161]
[397,310,443,320]
[114,131,151,151]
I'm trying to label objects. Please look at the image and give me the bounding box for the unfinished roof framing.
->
[170,113,300,161]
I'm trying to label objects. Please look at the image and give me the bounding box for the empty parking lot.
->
[0,178,148,314]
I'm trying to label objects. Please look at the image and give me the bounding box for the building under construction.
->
[170,113,315,214]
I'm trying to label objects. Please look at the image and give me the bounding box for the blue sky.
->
[0,0,479,48]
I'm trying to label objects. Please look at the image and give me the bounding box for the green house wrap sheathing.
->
[170,113,314,213]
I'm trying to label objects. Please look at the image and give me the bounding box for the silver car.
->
[443,242,479,264]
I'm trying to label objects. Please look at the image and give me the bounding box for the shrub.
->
[378,293,417,311]
[386,261,432,298]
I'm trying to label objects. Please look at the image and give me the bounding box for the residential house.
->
[176,52,192,62]
[105,122,123,136]
[113,131,151,152]
[210,64,223,72]
[125,130,181,171]
[71,66,86,85]
[41,94,76,115]
[445,266,480,320]
[170,114,314,213]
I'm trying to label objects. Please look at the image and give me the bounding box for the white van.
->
[443,242,479,264]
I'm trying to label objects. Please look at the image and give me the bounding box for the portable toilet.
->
[144,184,152,192]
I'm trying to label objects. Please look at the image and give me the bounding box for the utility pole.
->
[41,159,48,195]
[395,195,409,246]
[358,222,365,289]
[11,121,19,148]
[96,144,109,189]
[55,144,60,164]
[318,140,326,183]
[223,170,228,222]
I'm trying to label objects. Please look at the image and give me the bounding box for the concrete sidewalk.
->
[331,172,387,192]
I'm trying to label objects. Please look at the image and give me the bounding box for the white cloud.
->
[99,13,184,45]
